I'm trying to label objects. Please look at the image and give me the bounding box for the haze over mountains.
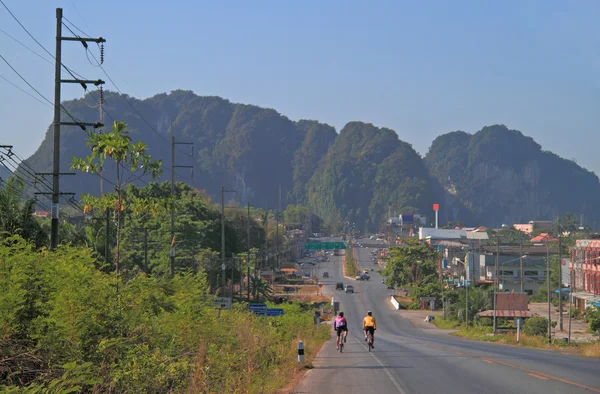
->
[21,90,600,231]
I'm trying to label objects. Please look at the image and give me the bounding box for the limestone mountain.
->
[425,125,600,228]
[23,90,335,210]
[307,122,435,232]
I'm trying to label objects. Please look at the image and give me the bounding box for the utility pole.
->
[568,268,573,343]
[169,134,193,276]
[465,253,469,329]
[247,201,251,302]
[105,208,110,265]
[131,226,159,274]
[547,241,552,343]
[51,8,105,249]
[143,229,149,273]
[558,234,563,331]
[276,185,281,270]
[221,186,236,294]
[264,208,269,271]
[493,232,499,334]
[520,240,524,293]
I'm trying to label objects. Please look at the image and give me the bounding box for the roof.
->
[530,233,558,242]
[477,310,539,318]
[280,268,298,273]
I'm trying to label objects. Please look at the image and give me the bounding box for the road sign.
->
[315,311,321,318]
[213,297,232,310]
[248,303,267,316]
[420,297,436,302]
[266,308,284,317]
[304,241,347,250]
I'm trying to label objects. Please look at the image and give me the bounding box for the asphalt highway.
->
[294,238,600,394]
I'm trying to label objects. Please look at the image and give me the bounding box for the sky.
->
[1,0,599,173]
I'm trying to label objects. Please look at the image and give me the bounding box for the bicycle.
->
[366,330,374,352]
[339,330,347,353]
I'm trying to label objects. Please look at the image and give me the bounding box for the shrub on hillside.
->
[523,317,549,336]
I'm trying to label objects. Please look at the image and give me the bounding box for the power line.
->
[0,52,86,126]
[0,73,53,108]
[0,0,54,60]
[0,27,53,65]
[63,14,89,37]
[63,11,197,183]
[0,53,55,107]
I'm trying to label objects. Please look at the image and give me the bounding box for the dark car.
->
[335,282,344,290]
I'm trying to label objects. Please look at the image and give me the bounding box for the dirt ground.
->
[396,309,455,333]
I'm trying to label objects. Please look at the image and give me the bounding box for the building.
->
[569,239,600,310]
[467,245,558,295]
[530,233,558,243]
[514,220,554,234]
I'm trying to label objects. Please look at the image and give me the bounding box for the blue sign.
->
[267,308,284,317]
[248,303,267,316]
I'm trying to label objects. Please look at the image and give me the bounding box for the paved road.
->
[295,238,600,394]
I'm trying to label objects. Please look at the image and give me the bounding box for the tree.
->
[557,212,578,233]
[0,176,47,246]
[71,121,163,288]
[381,240,442,288]
[250,276,273,301]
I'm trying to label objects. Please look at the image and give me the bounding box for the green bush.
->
[570,307,580,319]
[586,308,600,333]
[479,317,492,327]
[523,316,549,336]
[0,236,329,393]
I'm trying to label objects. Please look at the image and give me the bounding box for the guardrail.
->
[390,295,400,310]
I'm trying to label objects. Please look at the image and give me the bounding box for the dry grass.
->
[579,341,600,358]
[273,285,319,295]
[393,296,413,308]
[452,327,600,358]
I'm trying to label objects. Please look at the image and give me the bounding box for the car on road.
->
[335,282,344,290]
[344,285,354,293]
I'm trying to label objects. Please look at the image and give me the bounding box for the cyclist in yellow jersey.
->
[363,311,377,347]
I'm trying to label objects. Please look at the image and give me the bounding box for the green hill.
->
[425,124,600,227]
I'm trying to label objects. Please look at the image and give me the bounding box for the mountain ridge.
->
[20,92,600,230]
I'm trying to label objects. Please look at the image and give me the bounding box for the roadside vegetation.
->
[0,121,329,393]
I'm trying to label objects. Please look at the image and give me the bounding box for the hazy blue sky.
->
[1,1,599,173]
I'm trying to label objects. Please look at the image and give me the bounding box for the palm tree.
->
[250,277,273,302]
[0,176,47,246]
